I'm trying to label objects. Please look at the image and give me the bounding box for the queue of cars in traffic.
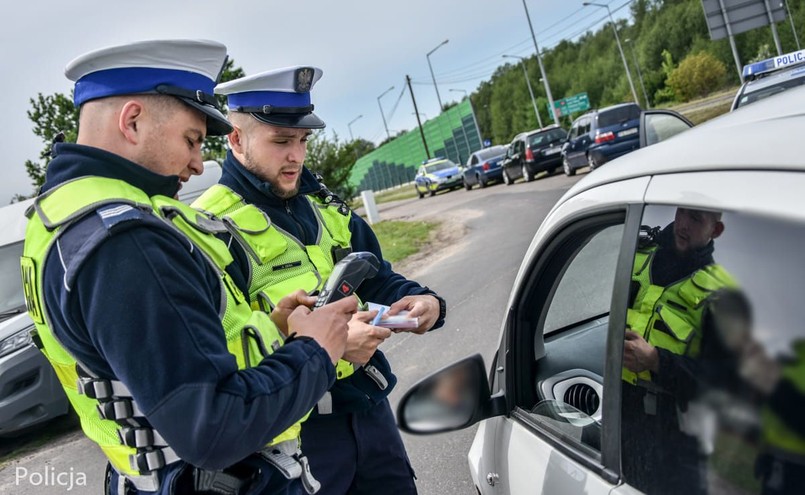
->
[418,100,691,199]
[418,48,805,201]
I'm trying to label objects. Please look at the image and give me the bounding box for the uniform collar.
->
[42,143,180,198]
[220,150,321,206]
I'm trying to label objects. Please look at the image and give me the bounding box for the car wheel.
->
[563,157,576,176]
[429,189,436,197]
[503,170,512,186]
[548,168,556,175]
[587,153,597,171]
[464,179,472,191]
[417,189,424,199]
[522,164,534,182]
[478,175,487,189]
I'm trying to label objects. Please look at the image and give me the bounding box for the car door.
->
[564,117,591,168]
[638,109,693,148]
[617,169,805,495]
[510,140,525,179]
[465,154,479,186]
[471,176,650,495]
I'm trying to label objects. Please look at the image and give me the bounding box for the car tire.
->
[587,153,597,171]
[429,189,436,197]
[548,168,556,175]
[478,175,487,189]
[417,190,424,199]
[464,179,472,191]
[522,164,534,182]
[503,170,513,186]
[563,157,576,176]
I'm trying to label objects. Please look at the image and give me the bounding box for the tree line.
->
[472,0,804,145]
[19,0,804,201]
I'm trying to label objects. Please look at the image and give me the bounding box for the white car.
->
[731,48,805,111]
[398,85,805,494]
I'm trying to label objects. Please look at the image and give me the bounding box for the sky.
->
[0,0,632,204]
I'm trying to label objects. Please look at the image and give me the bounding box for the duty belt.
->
[259,438,320,494]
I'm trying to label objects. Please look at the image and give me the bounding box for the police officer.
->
[193,67,447,494]
[21,40,357,494]
[620,207,734,495]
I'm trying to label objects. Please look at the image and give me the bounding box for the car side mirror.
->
[397,354,505,434]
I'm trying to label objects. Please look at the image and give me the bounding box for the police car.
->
[398,85,805,494]
[414,158,463,199]
[731,48,805,111]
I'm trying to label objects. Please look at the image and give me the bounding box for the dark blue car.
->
[561,103,641,176]
[461,145,508,190]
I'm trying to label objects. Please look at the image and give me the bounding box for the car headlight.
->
[0,327,34,359]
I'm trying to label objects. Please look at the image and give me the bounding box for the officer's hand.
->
[271,290,317,336]
[343,311,392,365]
[386,294,441,334]
[623,330,660,373]
[288,297,357,365]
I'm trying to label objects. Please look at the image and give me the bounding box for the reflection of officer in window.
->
[705,291,805,495]
[620,208,734,495]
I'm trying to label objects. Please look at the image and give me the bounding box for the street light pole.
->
[503,54,543,128]
[347,114,362,141]
[522,0,559,126]
[624,38,650,108]
[583,2,639,104]
[376,86,395,140]
[426,39,449,112]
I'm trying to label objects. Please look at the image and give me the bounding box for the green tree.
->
[202,59,245,162]
[19,92,80,199]
[667,51,727,101]
[21,61,246,200]
[304,133,374,200]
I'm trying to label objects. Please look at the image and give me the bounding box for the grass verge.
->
[371,219,438,263]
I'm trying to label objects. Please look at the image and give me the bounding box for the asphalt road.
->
[0,171,582,494]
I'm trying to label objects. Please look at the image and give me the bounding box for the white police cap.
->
[65,39,232,136]
[216,66,325,129]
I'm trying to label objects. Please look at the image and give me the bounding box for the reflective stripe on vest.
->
[194,184,356,380]
[762,342,805,460]
[21,177,299,486]
[622,246,735,385]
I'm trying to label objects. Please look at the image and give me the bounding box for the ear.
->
[228,125,244,154]
[711,221,725,240]
[118,100,145,144]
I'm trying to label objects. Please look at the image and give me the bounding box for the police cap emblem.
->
[295,67,314,93]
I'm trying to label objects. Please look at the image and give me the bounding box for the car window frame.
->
[498,206,641,484]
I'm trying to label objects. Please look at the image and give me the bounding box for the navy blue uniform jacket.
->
[218,151,444,414]
[39,144,336,470]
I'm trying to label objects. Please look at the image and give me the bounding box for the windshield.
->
[424,161,456,173]
[529,129,567,147]
[0,241,26,315]
[736,73,805,109]
[597,105,641,127]
[475,146,506,160]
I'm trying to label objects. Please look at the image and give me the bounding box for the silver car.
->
[0,199,68,436]
[398,85,805,494]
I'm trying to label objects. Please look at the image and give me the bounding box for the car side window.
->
[470,155,478,166]
[514,217,625,459]
[620,205,805,495]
